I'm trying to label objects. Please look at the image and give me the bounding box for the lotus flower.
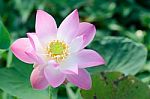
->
[11,9,105,90]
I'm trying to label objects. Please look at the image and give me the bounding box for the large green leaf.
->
[0,20,10,51]
[136,61,150,85]
[0,57,49,99]
[0,90,2,99]
[88,36,147,75]
[81,72,150,99]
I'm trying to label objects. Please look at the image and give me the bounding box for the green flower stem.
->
[49,87,58,99]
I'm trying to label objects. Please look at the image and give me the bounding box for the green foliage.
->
[88,36,147,75]
[0,57,49,99]
[0,20,10,51]
[81,72,150,99]
[0,90,2,99]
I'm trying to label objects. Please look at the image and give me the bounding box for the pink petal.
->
[57,9,79,43]
[11,38,34,64]
[77,22,96,48]
[60,62,78,74]
[67,69,91,90]
[76,49,105,68]
[69,36,83,53]
[44,62,66,87]
[27,33,42,51]
[36,10,57,45]
[27,33,48,62]
[30,66,49,90]
[25,50,44,65]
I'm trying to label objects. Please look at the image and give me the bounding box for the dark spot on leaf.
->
[113,80,119,86]
[113,75,128,87]
[93,94,97,99]
[136,86,139,89]
[100,72,108,85]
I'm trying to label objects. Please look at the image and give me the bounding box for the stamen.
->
[46,40,69,63]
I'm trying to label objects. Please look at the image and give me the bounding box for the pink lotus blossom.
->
[11,9,105,90]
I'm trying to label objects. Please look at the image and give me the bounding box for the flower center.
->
[47,40,69,62]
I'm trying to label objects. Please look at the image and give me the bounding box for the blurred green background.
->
[0,0,150,99]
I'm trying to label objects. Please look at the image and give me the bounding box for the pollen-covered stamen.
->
[47,40,69,62]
